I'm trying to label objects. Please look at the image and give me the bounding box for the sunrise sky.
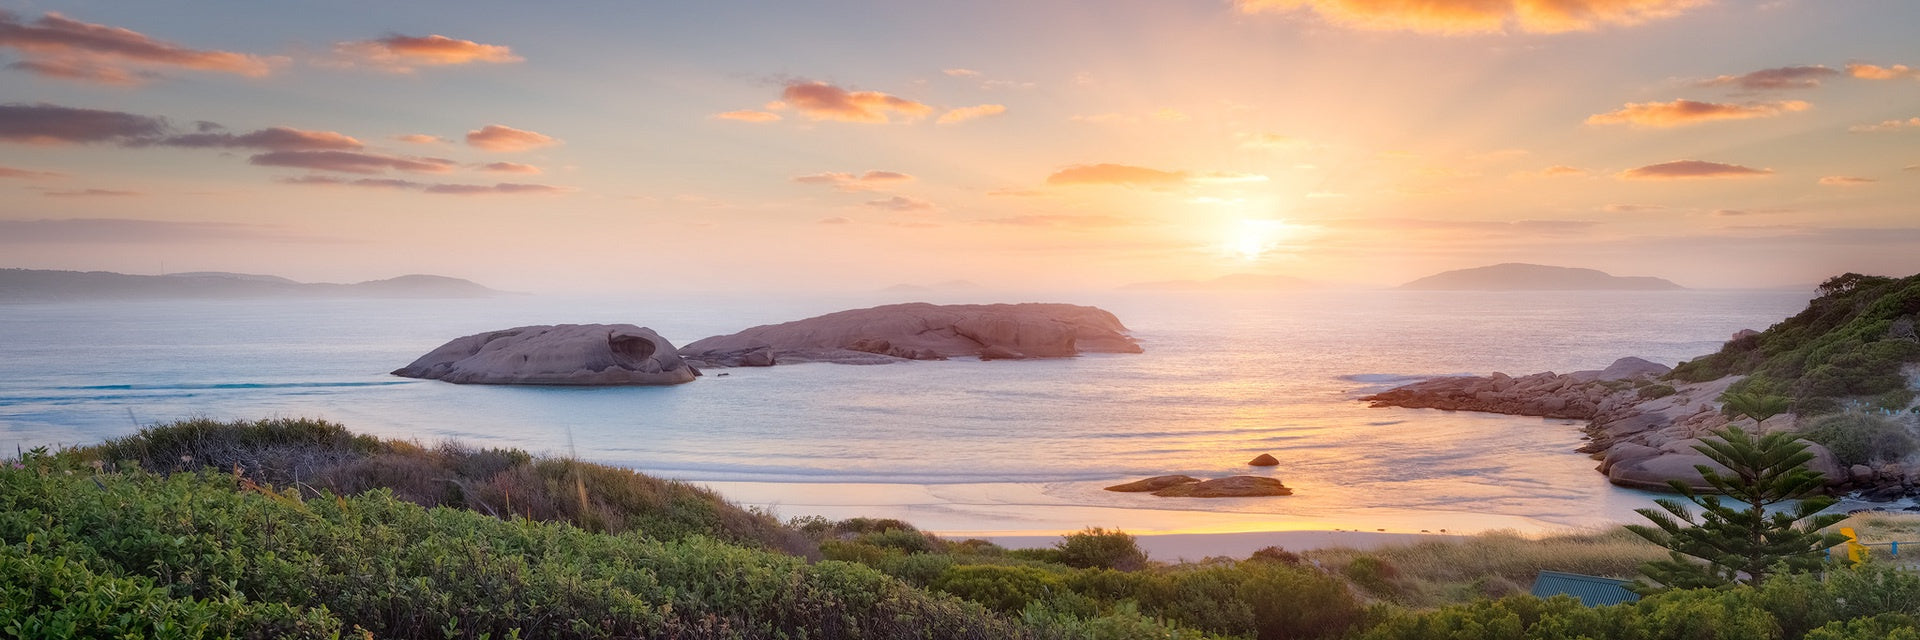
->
[2,0,1917,292]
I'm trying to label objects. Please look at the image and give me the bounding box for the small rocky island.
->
[393,324,698,385]
[1105,475,1293,497]
[679,302,1142,367]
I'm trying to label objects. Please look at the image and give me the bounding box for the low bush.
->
[1798,411,1917,466]
[1055,527,1148,571]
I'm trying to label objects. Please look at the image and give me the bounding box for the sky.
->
[1,0,1917,292]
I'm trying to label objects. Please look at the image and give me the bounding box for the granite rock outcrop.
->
[680,302,1142,367]
[394,324,698,385]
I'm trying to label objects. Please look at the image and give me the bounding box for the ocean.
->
[0,288,1817,536]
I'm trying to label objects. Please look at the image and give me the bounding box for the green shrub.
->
[1056,527,1148,571]
[932,564,1066,613]
[1638,384,1678,400]
[1799,411,1917,466]
[1343,555,1402,597]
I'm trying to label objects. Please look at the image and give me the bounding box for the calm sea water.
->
[0,289,1814,531]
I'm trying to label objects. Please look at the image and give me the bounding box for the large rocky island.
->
[679,302,1142,367]
[393,324,698,385]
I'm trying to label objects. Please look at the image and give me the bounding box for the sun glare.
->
[1229,219,1290,261]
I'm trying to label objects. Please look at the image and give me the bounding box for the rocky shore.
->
[679,302,1142,367]
[1360,354,1902,496]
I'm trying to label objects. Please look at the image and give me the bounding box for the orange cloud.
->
[1621,160,1771,179]
[1238,132,1312,149]
[942,68,981,77]
[155,127,363,151]
[1848,63,1916,80]
[1233,0,1705,35]
[1586,99,1809,127]
[331,34,521,72]
[1602,204,1666,212]
[713,110,782,123]
[249,150,456,174]
[1540,165,1590,177]
[465,125,558,152]
[936,104,1007,125]
[1071,113,1139,125]
[1697,65,1838,90]
[1850,117,1920,133]
[0,165,59,179]
[865,195,935,211]
[1818,176,1875,186]
[477,162,541,175]
[0,103,165,145]
[393,134,443,144]
[425,182,566,195]
[0,11,275,84]
[1046,163,1188,187]
[777,81,933,123]
[818,216,852,224]
[793,170,914,192]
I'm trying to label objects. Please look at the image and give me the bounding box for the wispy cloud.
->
[150,126,363,151]
[476,161,541,175]
[1070,113,1139,125]
[775,81,933,123]
[0,103,165,145]
[465,125,558,152]
[1586,99,1808,127]
[936,104,1006,125]
[1847,63,1917,80]
[1540,165,1591,177]
[392,133,444,144]
[43,188,137,198]
[1237,132,1313,150]
[1046,163,1188,187]
[712,110,782,123]
[0,165,61,179]
[1697,65,1838,90]
[979,215,1132,229]
[942,68,981,77]
[330,34,521,73]
[1232,0,1706,35]
[249,150,456,174]
[1602,204,1666,212]
[1817,176,1875,186]
[0,11,276,85]
[817,216,853,225]
[1621,160,1772,179]
[865,195,935,211]
[1850,117,1920,133]
[282,175,568,195]
[0,218,314,243]
[793,170,914,192]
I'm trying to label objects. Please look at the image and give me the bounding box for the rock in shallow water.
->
[678,302,1142,366]
[1150,476,1293,498]
[1103,475,1200,492]
[393,324,697,385]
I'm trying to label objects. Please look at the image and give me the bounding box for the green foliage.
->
[933,565,1066,613]
[1798,411,1917,467]
[1343,555,1402,597]
[0,458,1024,639]
[67,418,806,554]
[1671,272,1920,414]
[1638,384,1678,400]
[1055,527,1148,571]
[1627,426,1845,589]
[1363,565,1920,640]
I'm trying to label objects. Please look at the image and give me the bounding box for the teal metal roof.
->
[1529,570,1641,607]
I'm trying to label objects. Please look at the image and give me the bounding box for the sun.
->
[1228,219,1290,260]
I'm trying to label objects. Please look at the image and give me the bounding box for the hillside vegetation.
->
[1671,273,1920,414]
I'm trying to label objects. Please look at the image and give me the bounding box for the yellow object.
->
[1842,527,1868,565]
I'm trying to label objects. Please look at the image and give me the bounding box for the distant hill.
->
[0,269,503,301]
[1123,273,1317,291]
[1399,263,1682,291]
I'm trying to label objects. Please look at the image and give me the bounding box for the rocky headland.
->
[679,302,1142,367]
[393,324,698,385]
[1363,354,1854,493]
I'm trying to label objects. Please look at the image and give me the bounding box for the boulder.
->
[393,324,697,386]
[1104,475,1200,492]
[1598,357,1672,381]
[1151,476,1293,497]
[679,302,1141,367]
[1803,442,1846,486]
[1600,443,1661,474]
[1608,452,1730,492]
[1248,453,1280,467]
[1851,464,1877,485]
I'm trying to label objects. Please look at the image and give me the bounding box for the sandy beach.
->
[700,479,1607,560]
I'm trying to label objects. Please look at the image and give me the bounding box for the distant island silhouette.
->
[1398,263,1683,291]
[0,268,503,301]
